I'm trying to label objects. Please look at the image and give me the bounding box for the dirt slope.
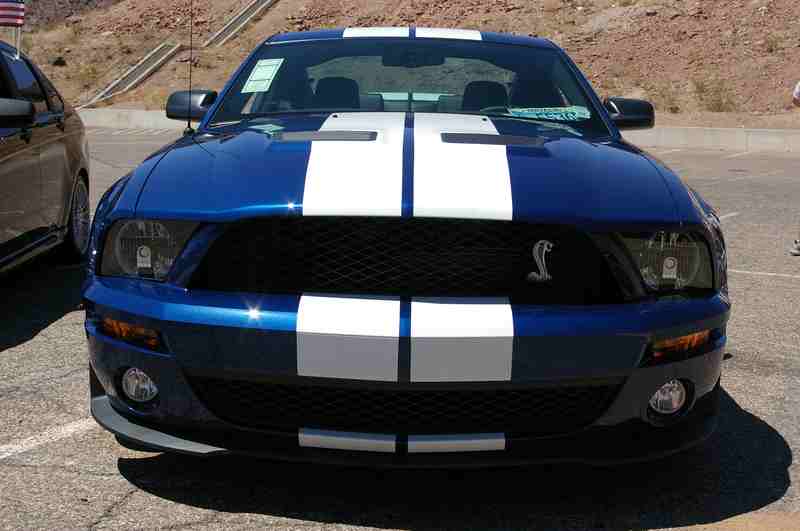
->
[17,0,800,126]
[17,0,250,107]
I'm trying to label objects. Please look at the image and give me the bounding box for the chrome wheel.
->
[71,180,91,256]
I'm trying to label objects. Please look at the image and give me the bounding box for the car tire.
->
[58,178,91,262]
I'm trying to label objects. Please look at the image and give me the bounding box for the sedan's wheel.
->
[60,179,91,261]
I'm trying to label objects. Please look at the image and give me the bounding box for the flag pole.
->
[14,0,25,59]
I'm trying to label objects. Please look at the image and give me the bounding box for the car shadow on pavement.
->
[117,389,790,529]
[0,256,85,353]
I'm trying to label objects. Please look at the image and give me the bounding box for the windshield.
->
[207,38,611,138]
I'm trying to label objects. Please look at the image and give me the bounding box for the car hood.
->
[135,112,696,229]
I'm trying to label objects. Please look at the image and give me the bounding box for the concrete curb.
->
[624,126,800,153]
[79,109,186,130]
[77,109,800,152]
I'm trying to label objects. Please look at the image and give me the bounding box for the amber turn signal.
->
[101,317,161,350]
[653,330,711,359]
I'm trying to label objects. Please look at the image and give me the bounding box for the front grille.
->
[189,217,623,303]
[187,376,623,436]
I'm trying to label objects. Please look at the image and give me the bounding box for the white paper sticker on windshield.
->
[241,58,284,94]
[508,106,591,121]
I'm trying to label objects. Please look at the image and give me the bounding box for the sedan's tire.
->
[58,178,91,262]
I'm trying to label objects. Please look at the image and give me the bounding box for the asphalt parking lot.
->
[1,129,799,530]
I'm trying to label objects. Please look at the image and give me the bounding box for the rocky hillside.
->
[25,0,122,28]
[16,0,800,126]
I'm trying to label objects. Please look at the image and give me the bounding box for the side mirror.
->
[0,98,35,128]
[604,97,654,130]
[166,90,218,122]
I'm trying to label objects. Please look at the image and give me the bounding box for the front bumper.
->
[85,277,729,466]
[92,383,720,467]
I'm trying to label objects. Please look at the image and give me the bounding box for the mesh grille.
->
[187,376,622,436]
[189,217,623,303]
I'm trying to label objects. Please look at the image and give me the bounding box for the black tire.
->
[58,178,91,262]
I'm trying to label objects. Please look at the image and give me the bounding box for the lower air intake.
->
[187,376,623,436]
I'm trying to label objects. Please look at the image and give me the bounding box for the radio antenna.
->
[185,0,195,135]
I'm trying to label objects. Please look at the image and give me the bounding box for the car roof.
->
[0,40,24,57]
[265,27,557,50]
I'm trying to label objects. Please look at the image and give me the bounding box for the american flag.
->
[0,1,25,28]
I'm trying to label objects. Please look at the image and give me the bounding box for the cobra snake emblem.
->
[527,240,554,282]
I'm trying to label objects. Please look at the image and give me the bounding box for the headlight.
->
[101,219,198,281]
[622,231,713,292]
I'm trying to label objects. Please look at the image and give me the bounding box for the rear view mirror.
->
[166,90,218,122]
[0,98,35,128]
[383,47,445,68]
[605,97,655,130]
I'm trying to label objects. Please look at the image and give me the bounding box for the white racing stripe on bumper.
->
[416,28,482,41]
[296,295,400,381]
[408,433,506,453]
[410,298,514,382]
[299,429,397,453]
[413,113,513,220]
[343,27,410,38]
[303,112,406,216]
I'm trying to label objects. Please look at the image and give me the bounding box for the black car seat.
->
[312,77,361,109]
[509,77,565,108]
[461,81,509,112]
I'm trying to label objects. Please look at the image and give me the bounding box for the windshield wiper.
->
[207,110,334,129]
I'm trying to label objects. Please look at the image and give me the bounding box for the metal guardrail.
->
[203,0,279,47]
[81,0,280,108]
[79,42,183,109]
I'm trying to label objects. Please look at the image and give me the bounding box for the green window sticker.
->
[241,58,285,94]
[249,123,285,135]
[508,106,591,121]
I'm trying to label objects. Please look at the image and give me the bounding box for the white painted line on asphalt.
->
[729,269,800,280]
[728,172,779,182]
[718,212,740,221]
[0,419,96,460]
[723,151,750,159]
[657,149,683,155]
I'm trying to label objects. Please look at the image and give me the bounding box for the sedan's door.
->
[29,63,73,230]
[0,60,40,248]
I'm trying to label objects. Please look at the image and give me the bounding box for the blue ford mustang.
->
[85,28,730,466]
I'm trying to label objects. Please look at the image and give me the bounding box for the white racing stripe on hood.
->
[297,295,400,381]
[410,298,514,382]
[413,113,513,220]
[303,112,406,216]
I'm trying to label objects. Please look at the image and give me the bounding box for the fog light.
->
[649,379,687,415]
[121,368,158,403]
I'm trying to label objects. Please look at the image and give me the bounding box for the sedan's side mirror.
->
[604,97,654,130]
[166,90,218,122]
[0,98,35,128]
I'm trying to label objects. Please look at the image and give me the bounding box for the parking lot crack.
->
[87,487,138,530]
